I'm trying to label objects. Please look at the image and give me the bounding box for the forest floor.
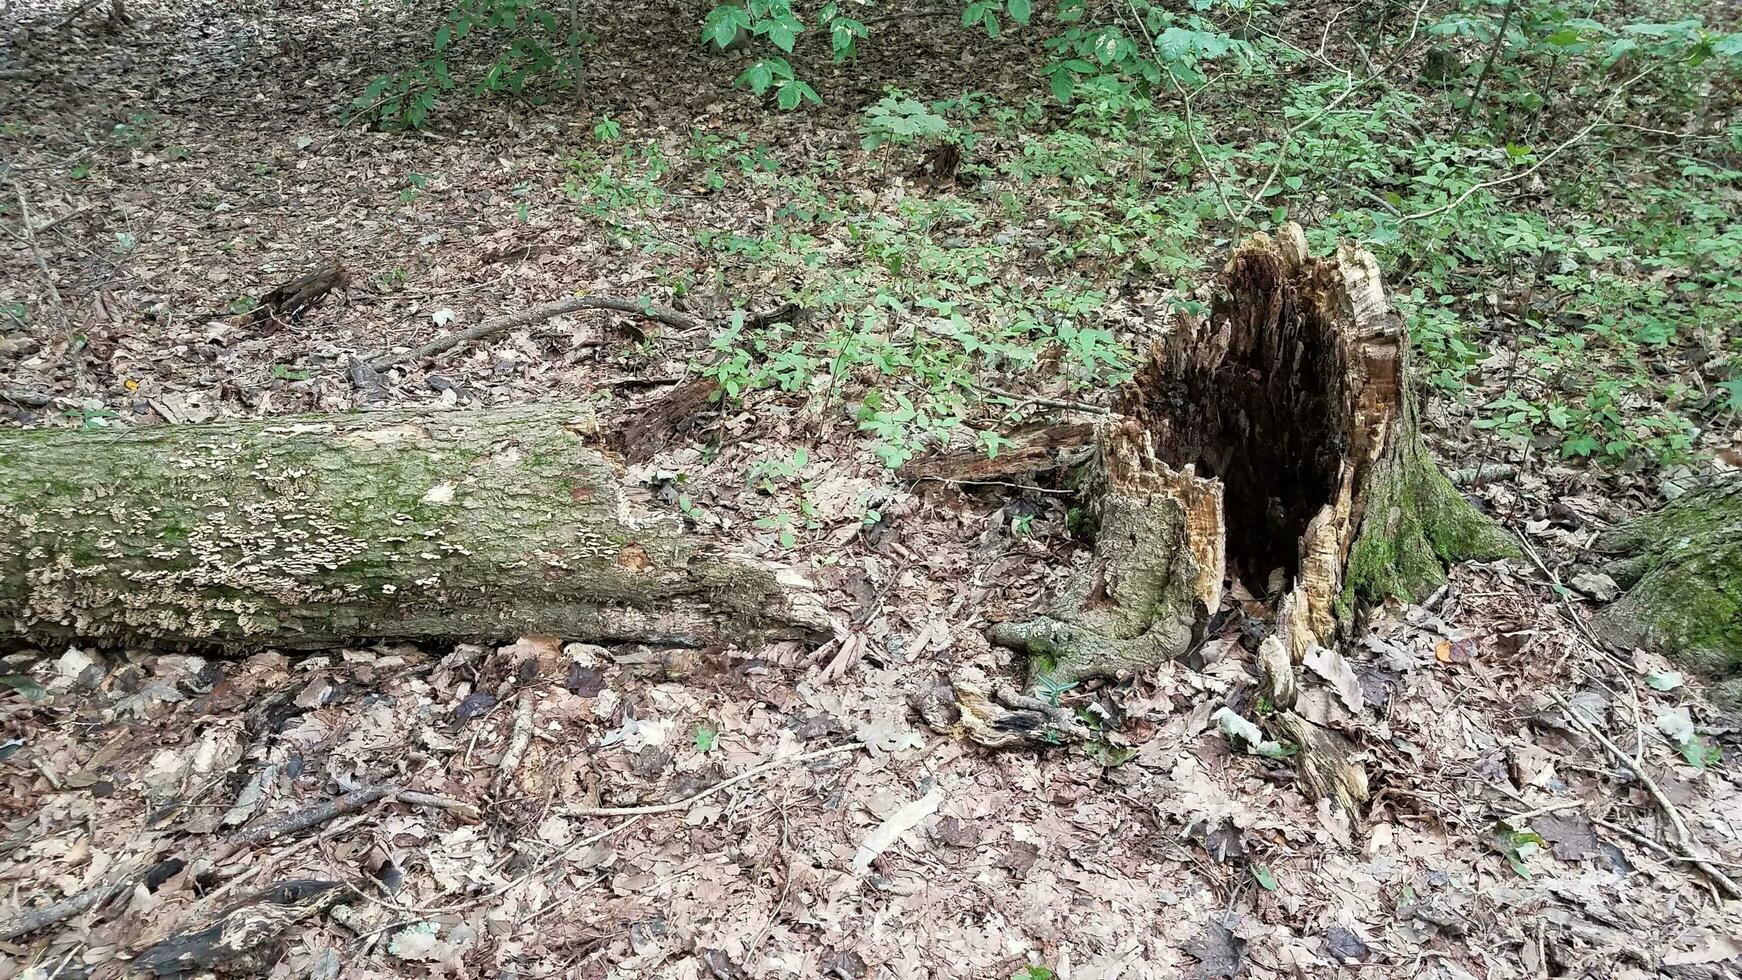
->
[2,0,1742,978]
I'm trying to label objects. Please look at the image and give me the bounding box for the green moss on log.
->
[1592,477,1742,678]
[0,405,825,649]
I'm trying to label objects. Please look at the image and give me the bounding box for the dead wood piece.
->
[1272,711,1369,817]
[1587,476,1742,693]
[133,879,341,977]
[1447,462,1517,486]
[241,262,351,328]
[899,422,1097,484]
[988,418,1225,687]
[212,785,392,863]
[0,880,129,942]
[368,293,707,371]
[2,405,829,651]
[562,742,861,816]
[990,224,1513,697]
[495,689,536,793]
[0,785,476,942]
[1,388,53,407]
[618,376,721,463]
[912,144,962,184]
[910,666,1093,748]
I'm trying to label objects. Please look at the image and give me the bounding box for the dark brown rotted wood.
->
[241,262,351,328]
[898,422,1097,484]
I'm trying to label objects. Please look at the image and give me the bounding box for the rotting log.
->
[1590,476,1742,701]
[989,224,1514,689]
[0,405,826,650]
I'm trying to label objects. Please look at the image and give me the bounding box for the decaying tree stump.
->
[964,226,1514,812]
[1591,476,1742,702]
[992,224,1513,688]
[0,405,826,650]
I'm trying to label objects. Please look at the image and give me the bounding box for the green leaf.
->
[694,724,718,752]
[1049,68,1075,101]
[1718,379,1742,412]
[737,61,775,94]
[766,21,797,52]
[1252,865,1278,891]
[1,673,46,701]
[703,5,753,48]
[1647,670,1685,691]
[1006,0,1031,26]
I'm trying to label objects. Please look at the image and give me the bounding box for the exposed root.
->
[910,666,1093,748]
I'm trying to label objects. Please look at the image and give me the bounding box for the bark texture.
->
[1592,477,1742,687]
[989,225,1513,688]
[0,405,826,649]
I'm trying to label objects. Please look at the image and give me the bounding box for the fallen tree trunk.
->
[991,224,1515,688]
[0,405,826,649]
[1590,476,1742,702]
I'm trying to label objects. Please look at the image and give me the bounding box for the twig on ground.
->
[1499,798,1585,825]
[1547,690,1741,899]
[397,791,480,821]
[0,881,130,942]
[563,742,862,817]
[29,204,91,236]
[1,389,54,407]
[1448,462,1516,486]
[495,689,536,794]
[5,175,70,333]
[0,782,477,940]
[970,382,1108,415]
[212,785,396,862]
[368,294,707,370]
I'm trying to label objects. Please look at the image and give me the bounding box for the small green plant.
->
[1034,676,1077,706]
[756,510,800,549]
[694,724,719,753]
[352,0,584,128]
[860,91,952,150]
[399,171,433,203]
[1010,966,1056,980]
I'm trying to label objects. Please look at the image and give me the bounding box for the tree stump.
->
[0,405,826,650]
[992,224,1513,689]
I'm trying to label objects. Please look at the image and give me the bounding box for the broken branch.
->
[369,293,708,370]
[1548,690,1741,899]
[562,742,861,817]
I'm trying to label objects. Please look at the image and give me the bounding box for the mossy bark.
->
[1592,477,1742,679]
[1336,408,1517,616]
[0,405,826,649]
